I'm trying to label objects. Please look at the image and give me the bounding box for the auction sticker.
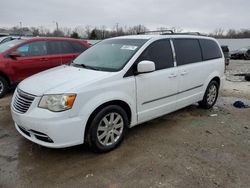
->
[121,45,138,50]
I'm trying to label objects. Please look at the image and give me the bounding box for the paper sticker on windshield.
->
[121,45,138,51]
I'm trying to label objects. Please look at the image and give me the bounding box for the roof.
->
[22,37,87,41]
[114,34,214,41]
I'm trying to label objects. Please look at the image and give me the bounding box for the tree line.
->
[0,25,250,39]
[209,28,250,38]
[0,25,149,39]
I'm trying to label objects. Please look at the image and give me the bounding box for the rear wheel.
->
[86,105,128,153]
[0,76,8,98]
[199,80,219,109]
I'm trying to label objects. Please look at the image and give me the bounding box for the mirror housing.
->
[137,60,155,73]
[8,51,21,59]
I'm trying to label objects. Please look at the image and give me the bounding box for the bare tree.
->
[61,27,72,37]
[84,25,92,39]
[212,28,225,38]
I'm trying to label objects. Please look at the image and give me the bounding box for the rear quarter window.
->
[70,41,87,53]
[199,39,222,60]
[60,41,75,54]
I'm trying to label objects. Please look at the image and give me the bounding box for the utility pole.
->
[56,22,59,31]
[53,21,59,31]
[19,22,23,36]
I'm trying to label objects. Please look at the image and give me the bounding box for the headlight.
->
[38,94,76,112]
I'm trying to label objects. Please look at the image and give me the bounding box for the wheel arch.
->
[84,100,132,142]
[0,71,11,86]
[204,71,221,91]
[211,76,220,87]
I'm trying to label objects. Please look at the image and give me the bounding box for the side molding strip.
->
[142,84,203,105]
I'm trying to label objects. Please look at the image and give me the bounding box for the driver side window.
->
[17,41,47,57]
[136,39,174,70]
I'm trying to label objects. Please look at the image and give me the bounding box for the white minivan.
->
[11,34,225,152]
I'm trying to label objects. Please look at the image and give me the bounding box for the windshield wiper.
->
[72,63,101,71]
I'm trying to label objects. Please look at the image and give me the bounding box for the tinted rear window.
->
[70,41,87,53]
[47,41,61,54]
[199,39,222,60]
[60,41,75,54]
[47,40,84,54]
[174,39,202,66]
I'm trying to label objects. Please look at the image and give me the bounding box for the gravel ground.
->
[0,60,250,188]
[226,60,250,82]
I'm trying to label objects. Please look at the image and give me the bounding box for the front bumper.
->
[11,91,87,148]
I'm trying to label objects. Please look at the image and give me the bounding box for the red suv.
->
[0,37,90,98]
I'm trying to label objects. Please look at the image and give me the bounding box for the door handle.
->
[180,71,188,76]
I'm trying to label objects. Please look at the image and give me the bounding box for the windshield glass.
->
[72,38,148,71]
[0,39,23,53]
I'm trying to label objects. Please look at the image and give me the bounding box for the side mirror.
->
[8,51,21,59]
[137,60,155,73]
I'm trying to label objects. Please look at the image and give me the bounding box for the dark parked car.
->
[221,45,230,65]
[230,47,250,60]
[0,37,90,98]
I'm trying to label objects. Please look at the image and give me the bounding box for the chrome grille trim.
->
[12,89,36,114]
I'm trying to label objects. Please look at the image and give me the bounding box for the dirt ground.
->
[0,60,250,188]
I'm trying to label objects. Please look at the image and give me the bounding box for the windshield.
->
[72,38,148,71]
[0,39,23,53]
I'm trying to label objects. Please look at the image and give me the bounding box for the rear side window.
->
[174,39,202,66]
[46,41,61,55]
[70,41,87,53]
[137,39,174,70]
[47,40,87,55]
[60,41,75,54]
[199,39,222,60]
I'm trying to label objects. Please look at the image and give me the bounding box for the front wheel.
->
[0,76,9,98]
[86,105,128,153]
[199,80,219,109]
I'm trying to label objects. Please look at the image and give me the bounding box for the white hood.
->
[18,65,113,96]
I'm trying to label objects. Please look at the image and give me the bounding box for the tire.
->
[245,74,250,81]
[245,51,250,60]
[0,76,9,98]
[199,80,219,109]
[86,105,128,153]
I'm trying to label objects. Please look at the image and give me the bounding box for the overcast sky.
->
[1,0,250,33]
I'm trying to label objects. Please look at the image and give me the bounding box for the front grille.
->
[13,89,35,114]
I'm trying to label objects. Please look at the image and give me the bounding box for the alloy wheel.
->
[207,84,217,105]
[97,112,124,146]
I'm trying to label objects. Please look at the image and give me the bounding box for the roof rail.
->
[174,32,202,36]
[137,30,174,35]
[138,30,206,36]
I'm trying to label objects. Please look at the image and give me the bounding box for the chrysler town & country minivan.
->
[11,34,225,152]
